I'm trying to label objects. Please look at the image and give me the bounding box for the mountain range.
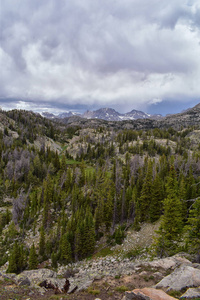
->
[41,107,163,121]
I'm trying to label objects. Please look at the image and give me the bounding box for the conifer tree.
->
[74,223,83,261]
[83,208,95,257]
[103,180,115,229]
[60,233,72,264]
[186,167,196,201]
[138,160,153,222]
[39,226,46,259]
[51,251,58,268]
[94,200,104,233]
[178,175,187,221]
[185,197,200,262]
[29,243,38,270]
[7,241,26,274]
[149,173,163,222]
[42,175,54,228]
[154,166,183,257]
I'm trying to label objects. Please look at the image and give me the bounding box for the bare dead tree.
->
[12,188,30,225]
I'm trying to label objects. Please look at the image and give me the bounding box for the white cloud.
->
[0,0,200,113]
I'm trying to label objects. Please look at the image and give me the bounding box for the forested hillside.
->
[0,108,200,274]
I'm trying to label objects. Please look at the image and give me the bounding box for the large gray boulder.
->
[155,265,200,292]
[147,256,191,270]
[16,268,57,286]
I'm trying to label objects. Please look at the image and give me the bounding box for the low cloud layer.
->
[1,0,200,114]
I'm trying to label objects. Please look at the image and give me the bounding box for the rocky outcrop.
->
[1,254,199,298]
[133,255,191,273]
[143,255,191,270]
[122,288,177,300]
[16,268,57,286]
[180,287,200,299]
[155,265,200,292]
[39,278,70,294]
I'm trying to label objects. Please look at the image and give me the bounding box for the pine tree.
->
[7,241,26,274]
[185,197,200,262]
[154,166,183,257]
[138,160,153,222]
[103,180,115,229]
[60,233,72,264]
[74,223,83,261]
[149,173,163,223]
[94,200,104,233]
[39,226,46,259]
[42,175,54,228]
[51,251,58,268]
[178,174,187,222]
[83,208,96,257]
[29,243,38,270]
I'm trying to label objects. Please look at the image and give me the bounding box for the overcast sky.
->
[0,0,200,115]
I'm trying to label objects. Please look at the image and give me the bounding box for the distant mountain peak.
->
[41,107,163,121]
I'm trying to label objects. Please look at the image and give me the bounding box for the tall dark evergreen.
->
[7,241,26,274]
[138,160,153,222]
[154,166,183,257]
[60,233,72,264]
[149,173,163,222]
[186,197,200,262]
[29,243,38,270]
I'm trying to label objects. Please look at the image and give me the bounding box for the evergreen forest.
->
[0,108,200,274]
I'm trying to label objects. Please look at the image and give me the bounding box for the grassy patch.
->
[93,247,114,258]
[87,287,100,295]
[142,275,154,282]
[65,159,80,165]
[168,290,184,298]
[124,246,143,259]
[115,285,131,293]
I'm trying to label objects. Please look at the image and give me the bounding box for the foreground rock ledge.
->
[122,288,178,300]
[155,265,200,292]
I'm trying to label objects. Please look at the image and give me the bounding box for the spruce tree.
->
[7,241,26,274]
[29,243,38,270]
[51,251,58,268]
[138,160,153,222]
[60,233,72,264]
[39,226,46,260]
[149,173,163,222]
[154,166,183,257]
[83,208,95,257]
[185,197,200,262]
[74,223,83,261]
[103,180,115,229]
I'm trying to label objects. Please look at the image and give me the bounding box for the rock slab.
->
[123,288,178,300]
[155,265,200,292]
[16,268,57,285]
[180,286,200,299]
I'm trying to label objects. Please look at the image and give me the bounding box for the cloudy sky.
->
[0,0,200,115]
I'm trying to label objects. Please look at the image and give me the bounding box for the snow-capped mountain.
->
[41,111,81,119]
[82,108,162,121]
[58,112,81,118]
[82,108,121,121]
[41,108,163,121]
[41,112,56,119]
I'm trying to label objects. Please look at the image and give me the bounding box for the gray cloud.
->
[0,0,200,114]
